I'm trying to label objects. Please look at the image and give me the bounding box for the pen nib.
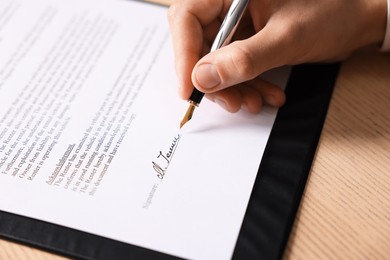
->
[180,101,197,129]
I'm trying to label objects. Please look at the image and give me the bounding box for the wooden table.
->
[1,1,389,259]
[284,50,390,259]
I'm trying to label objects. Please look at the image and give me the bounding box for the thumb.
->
[191,26,289,93]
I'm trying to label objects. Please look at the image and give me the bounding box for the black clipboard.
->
[0,62,340,260]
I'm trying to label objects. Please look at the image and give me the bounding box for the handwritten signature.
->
[152,134,181,179]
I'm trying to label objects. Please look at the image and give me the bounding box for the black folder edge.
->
[233,63,341,260]
[0,63,340,260]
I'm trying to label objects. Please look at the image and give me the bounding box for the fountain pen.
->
[180,0,250,128]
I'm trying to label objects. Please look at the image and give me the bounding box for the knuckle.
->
[229,43,256,79]
[273,19,311,62]
[275,20,301,45]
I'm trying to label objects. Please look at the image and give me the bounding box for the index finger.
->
[167,0,226,99]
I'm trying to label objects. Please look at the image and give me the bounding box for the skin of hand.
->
[168,0,387,113]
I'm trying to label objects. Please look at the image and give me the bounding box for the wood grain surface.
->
[1,0,389,259]
[284,50,390,260]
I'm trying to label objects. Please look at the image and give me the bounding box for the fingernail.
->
[215,98,227,110]
[178,86,186,99]
[195,63,221,89]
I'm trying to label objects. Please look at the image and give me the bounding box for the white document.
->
[0,0,290,259]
